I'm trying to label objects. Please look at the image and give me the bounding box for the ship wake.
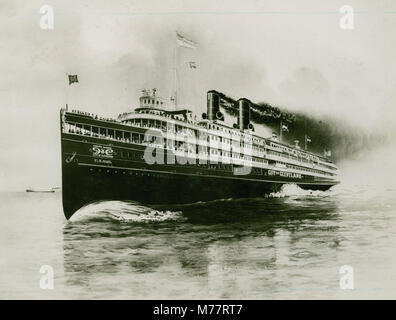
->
[69,200,185,223]
[267,183,340,198]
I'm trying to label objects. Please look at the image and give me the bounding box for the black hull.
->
[62,164,288,220]
[62,162,335,220]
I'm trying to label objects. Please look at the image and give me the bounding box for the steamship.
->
[60,89,339,220]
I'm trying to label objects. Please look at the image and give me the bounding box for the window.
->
[116,130,123,140]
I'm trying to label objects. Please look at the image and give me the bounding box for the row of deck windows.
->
[270,142,321,163]
[285,163,333,177]
[128,118,261,151]
[128,117,255,143]
[142,99,164,105]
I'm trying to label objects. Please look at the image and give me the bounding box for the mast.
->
[304,134,308,150]
[171,31,198,111]
[279,119,283,142]
[173,45,178,109]
[304,118,307,150]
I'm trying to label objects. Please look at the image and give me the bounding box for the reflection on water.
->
[62,185,344,299]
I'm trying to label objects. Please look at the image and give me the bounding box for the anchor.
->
[65,152,77,163]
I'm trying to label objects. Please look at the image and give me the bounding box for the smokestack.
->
[206,91,220,120]
[237,98,251,130]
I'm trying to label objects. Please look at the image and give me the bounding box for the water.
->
[1,183,396,299]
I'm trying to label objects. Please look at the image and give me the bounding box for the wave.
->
[266,183,338,198]
[69,200,185,223]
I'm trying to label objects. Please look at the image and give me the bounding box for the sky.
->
[0,0,396,190]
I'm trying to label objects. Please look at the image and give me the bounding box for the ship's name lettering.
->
[92,145,114,158]
[94,158,112,165]
[268,169,302,179]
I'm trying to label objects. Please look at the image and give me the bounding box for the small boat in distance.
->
[26,188,55,193]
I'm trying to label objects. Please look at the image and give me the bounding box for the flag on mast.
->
[188,61,197,69]
[68,74,78,85]
[176,32,197,49]
[306,135,311,143]
[323,149,331,157]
